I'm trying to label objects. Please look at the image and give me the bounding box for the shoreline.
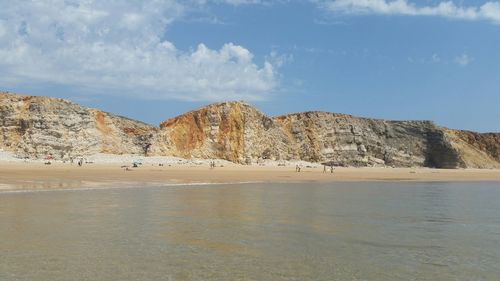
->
[1,161,499,192]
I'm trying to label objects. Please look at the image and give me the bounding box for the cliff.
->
[0,92,155,159]
[151,103,500,168]
[273,112,462,168]
[149,101,290,163]
[1,91,499,168]
[443,129,500,168]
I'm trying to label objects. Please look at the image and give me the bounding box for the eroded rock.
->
[1,92,499,168]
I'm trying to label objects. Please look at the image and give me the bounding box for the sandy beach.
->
[1,159,499,191]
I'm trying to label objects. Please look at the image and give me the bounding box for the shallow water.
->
[1,182,500,281]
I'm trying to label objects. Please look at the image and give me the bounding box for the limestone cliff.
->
[1,91,499,168]
[444,129,500,168]
[150,102,499,168]
[151,107,453,168]
[149,101,290,163]
[0,92,155,159]
[273,112,462,168]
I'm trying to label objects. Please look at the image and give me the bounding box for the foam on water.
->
[0,180,269,194]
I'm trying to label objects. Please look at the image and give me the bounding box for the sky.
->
[1,0,499,132]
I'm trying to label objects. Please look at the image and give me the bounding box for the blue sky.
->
[1,1,499,132]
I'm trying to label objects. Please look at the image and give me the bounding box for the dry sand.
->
[0,160,499,192]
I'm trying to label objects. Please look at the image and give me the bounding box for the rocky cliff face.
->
[1,92,499,168]
[149,101,290,163]
[151,102,500,168]
[0,92,155,159]
[273,112,463,168]
[443,129,500,168]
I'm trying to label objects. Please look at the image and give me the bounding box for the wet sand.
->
[0,162,499,191]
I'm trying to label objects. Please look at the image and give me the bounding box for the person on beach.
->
[330,165,334,174]
[323,165,326,173]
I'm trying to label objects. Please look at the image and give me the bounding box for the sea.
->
[1,182,499,281]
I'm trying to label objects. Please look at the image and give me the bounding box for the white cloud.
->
[208,0,285,5]
[454,53,473,67]
[267,51,294,67]
[0,0,279,101]
[431,53,441,63]
[217,0,264,4]
[408,53,441,64]
[408,53,476,66]
[318,0,500,23]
